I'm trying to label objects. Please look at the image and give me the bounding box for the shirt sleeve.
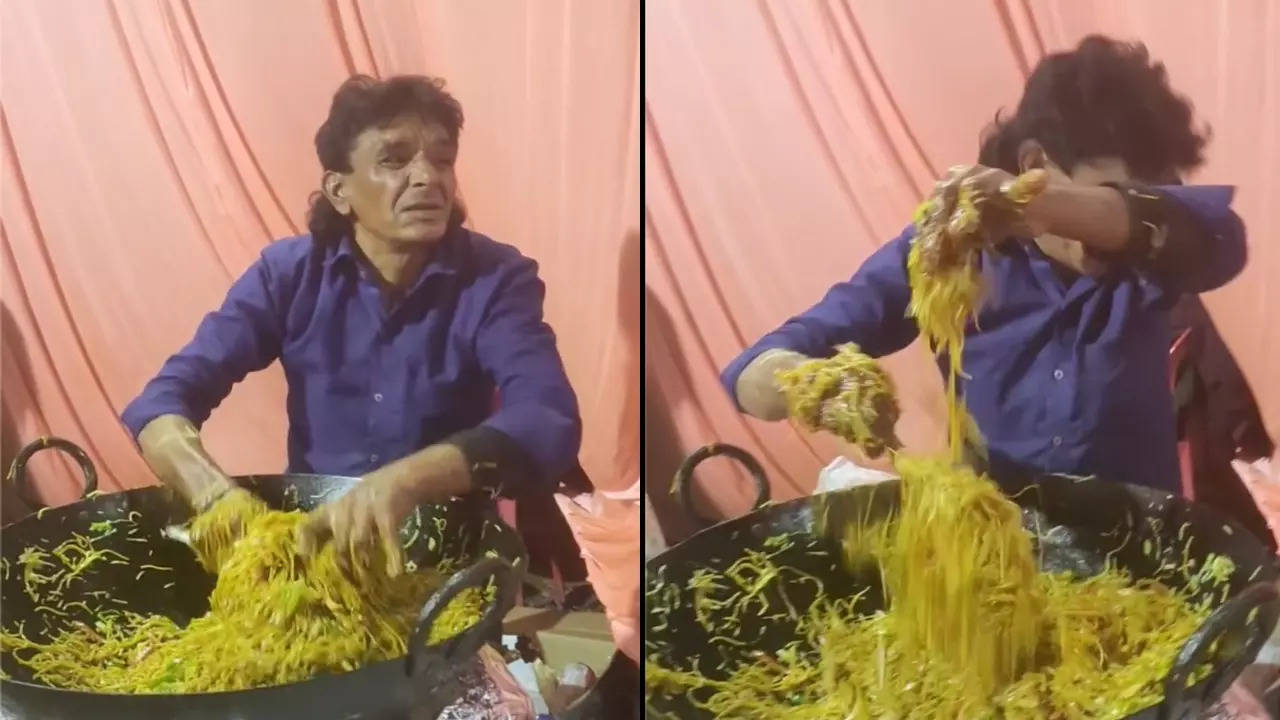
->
[1126,184,1246,293]
[469,256,582,491]
[120,257,285,439]
[720,226,920,408]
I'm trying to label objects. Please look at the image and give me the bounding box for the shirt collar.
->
[326,226,465,280]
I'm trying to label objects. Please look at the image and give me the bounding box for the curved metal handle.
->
[1160,581,1280,720]
[405,556,521,678]
[6,437,98,511]
[673,443,770,528]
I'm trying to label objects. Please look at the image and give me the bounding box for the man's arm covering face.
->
[1098,183,1246,293]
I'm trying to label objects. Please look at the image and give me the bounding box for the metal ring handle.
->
[6,437,99,511]
[674,443,770,528]
[1159,580,1280,720]
[405,556,521,677]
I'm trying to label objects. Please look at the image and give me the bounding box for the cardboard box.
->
[502,605,561,637]
[535,611,616,676]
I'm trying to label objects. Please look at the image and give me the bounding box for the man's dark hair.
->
[307,75,467,244]
[979,35,1208,181]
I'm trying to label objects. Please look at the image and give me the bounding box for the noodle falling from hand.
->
[644,169,1233,718]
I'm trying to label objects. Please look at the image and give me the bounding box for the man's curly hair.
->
[979,35,1208,181]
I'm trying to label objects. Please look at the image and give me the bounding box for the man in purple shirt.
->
[724,36,1247,495]
[122,75,581,569]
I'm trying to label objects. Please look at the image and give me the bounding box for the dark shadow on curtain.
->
[643,286,699,544]
[1,302,34,522]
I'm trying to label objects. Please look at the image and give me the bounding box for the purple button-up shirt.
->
[722,185,1245,492]
[122,228,581,487]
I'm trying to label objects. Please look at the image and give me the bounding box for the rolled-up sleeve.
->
[471,257,582,487]
[120,257,284,439]
[720,226,919,407]
[1147,184,1247,293]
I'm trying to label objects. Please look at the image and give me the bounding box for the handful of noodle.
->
[188,487,269,573]
[2,495,491,693]
[775,344,900,459]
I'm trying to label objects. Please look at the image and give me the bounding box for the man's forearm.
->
[1031,181,1242,289]
[444,425,542,495]
[137,414,235,511]
[1026,183,1131,252]
[374,442,473,501]
[735,349,807,421]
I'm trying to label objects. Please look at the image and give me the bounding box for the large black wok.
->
[0,437,526,720]
[646,444,1280,720]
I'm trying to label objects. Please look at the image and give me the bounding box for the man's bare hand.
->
[915,165,1050,273]
[297,445,472,578]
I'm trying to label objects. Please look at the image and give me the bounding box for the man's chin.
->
[393,222,449,245]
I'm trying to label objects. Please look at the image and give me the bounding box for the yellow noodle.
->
[907,169,1046,462]
[188,489,270,574]
[648,558,1215,719]
[775,344,900,458]
[2,502,491,693]
[876,457,1044,700]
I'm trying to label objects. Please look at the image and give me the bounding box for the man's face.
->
[327,115,458,246]
[1060,156,1132,187]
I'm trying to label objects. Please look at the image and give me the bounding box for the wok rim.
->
[647,473,1280,571]
[1,473,360,532]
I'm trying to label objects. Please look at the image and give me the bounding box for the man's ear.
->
[1017,140,1049,174]
[321,171,350,215]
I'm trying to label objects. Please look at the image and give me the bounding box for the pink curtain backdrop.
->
[2,0,640,509]
[645,0,1280,538]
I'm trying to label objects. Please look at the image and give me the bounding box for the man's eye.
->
[380,156,407,168]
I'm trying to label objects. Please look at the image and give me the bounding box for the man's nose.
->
[407,155,435,186]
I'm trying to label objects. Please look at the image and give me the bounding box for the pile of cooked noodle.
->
[643,170,1234,718]
[646,456,1231,718]
[1,493,490,693]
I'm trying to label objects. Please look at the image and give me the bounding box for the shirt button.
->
[1051,436,1063,447]
[1053,369,1064,381]
[370,453,380,464]
[373,393,384,403]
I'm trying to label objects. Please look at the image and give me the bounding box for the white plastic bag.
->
[1233,458,1280,549]
[434,645,536,720]
[505,658,551,716]
[815,456,895,494]
[1232,457,1280,671]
